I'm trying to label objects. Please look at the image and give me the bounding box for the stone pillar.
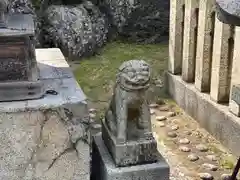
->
[210,17,233,102]
[229,27,240,116]
[0,48,90,180]
[182,0,199,82]
[195,0,215,92]
[168,0,185,74]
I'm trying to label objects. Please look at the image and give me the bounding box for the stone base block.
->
[0,81,44,102]
[229,100,240,117]
[91,134,169,180]
[102,118,158,167]
[166,72,240,156]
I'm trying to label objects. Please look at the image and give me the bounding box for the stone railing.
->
[169,0,240,117]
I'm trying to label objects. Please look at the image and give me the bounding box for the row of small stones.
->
[149,104,233,180]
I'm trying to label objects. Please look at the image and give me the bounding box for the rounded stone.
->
[179,138,190,144]
[89,108,97,113]
[221,174,232,180]
[167,112,176,117]
[167,131,177,138]
[171,125,179,131]
[92,123,101,129]
[156,116,167,121]
[196,144,209,152]
[150,109,155,115]
[89,113,96,119]
[202,163,218,171]
[179,146,191,152]
[185,131,192,135]
[159,106,169,111]
[188,154,199,161]
[149,104,159,108]
[206,155,217,161]
[198,173,214,180]
[157,122,165,127]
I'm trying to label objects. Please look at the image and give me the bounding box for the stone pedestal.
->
[102,118,158,167]
[229,85,240,116]
[91,134,169,180]
[0,48,90,180]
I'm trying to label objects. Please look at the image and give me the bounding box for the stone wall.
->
[167,0,240,156]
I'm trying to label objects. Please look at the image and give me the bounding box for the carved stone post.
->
[91,60,169,180]
[215,0,240,116]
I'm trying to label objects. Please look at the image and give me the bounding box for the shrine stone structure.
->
[0,1,90,179]
[91,60,169,180]
[168,0,240,157]
[0,0,44,101]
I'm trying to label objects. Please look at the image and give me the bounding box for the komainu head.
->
[117,60,151,91]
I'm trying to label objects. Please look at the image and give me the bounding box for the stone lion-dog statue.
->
[105,59,153,143]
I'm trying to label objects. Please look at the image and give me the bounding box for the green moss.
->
[73,41,169,107]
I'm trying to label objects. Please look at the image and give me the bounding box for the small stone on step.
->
[150,109,155,115]
[149,104,159,108]
[179,138,190,144]
[92,123,101,129]
[167,131,177,138]
[206,155,217,161]
[198,172,214,180]
[157,122,165,127]
[188,154,199,161]
[185,131,192,135]
[89,113,96,119]
[167,112,176,117]
[196,144,209,152]
[179,146,191,152]
[171,125,179,131]
[89,108,97,113]
[202,163,218,171]
[159,106,169,111]
[221,174,232,180]
[156,99,165,105]
[156,116,167,121]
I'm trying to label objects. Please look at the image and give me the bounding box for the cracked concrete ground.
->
[0,108,90,180]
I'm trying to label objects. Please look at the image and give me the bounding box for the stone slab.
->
[101,118,158,167]
[231,85,240,104]
[0,48,86,113]
[0,81,44,102]
[166,72,240,156]
[91,134,169,180]
[0,14,34,35]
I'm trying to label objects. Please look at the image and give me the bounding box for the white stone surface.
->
[0,48,86,113]
[0,48,90,180]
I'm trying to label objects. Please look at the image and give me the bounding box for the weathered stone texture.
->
[168,0,185,74]
[91,134,169,180]
[182,0,199,82]
[42,1,108,59]
[101,0,169,43]
[0,108,90,180]
[195,0,215,92]
[210,17,232,102]
[9,0,42,47]
[0,48,90,180]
